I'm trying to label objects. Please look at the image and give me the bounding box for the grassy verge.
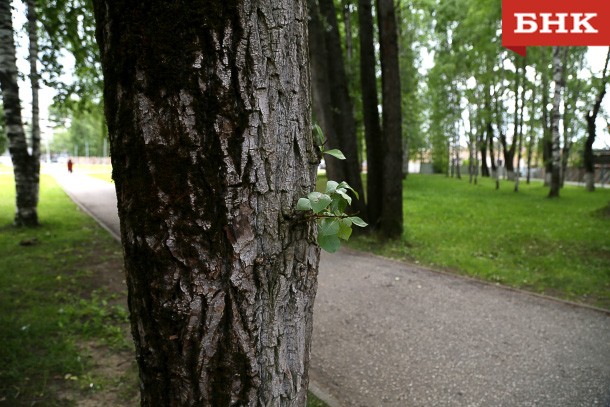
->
[0,174,134,406]
[0,174,328,406]
[349,174,610,309]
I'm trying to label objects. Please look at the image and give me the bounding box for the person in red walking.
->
[67,158,73,173]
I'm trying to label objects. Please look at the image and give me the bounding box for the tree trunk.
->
[27,0,41,162]
[549,47,566,198]
[584,115,596,191]
[376,0,403,237]
[342,0,353,63]
[488,122,496,176]
[541,67,552,187]
[357,0,383,227]
[0,0,40,226]
[308,0,344,181]
[94,2,320,406]
[583,47,610,192]
[514,59,526,193]
[479,123,489,177]
[318,0,366,217]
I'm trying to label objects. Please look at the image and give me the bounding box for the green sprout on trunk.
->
[298,125,367,253]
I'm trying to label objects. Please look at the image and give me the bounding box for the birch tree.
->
[0,0,41,226]
[93,1,320,405]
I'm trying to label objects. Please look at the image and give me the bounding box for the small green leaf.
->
[349,216,368,227]
[338,220,352,240]
[318,234,341,253]
[325,180,339,194]
[296,198,312,211]
[313,124,325,148]
[337,181,359,200]
[308,192,332,214]
[324,149,346,160]
[329,194,347,214]
[319,218,340,236]
[336,190,352,205]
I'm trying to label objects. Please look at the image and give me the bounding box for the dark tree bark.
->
[541,65,553,187]
[308,0,345,181]
[584,48,610,192]
[377,0,403,237]
[93,1,320,405]
[317,0,366,217]
[479,86,492,177]
[549,47,567,198]
[342,0,354,63]
[357,0,383,227]
[0,0,40,226]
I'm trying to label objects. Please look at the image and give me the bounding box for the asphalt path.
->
[53,170,610,407]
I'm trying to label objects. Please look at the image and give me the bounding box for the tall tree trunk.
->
[488,122,496,176]
[541,66,552,187]
[495,134,502,189]
[357,0,383,227]
[549,47,566,198]
[342,0,353,63]
[514,58,526,192]
[27,0,41,162]
[318,0,366,217]
[0,0,40,226]
[94,1,320,406]
[376,0,403,237]
[479,125,489,177]
[526,74,537,185]
[584,47,610,192]
[308,0,344,181]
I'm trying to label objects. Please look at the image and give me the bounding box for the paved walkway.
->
[53,170,610,407]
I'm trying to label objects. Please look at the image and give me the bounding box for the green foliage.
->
[350,174,610,309]
[50,106,108,156]
[38,0,103,111]
[297,180,367,253]
[302,135,368,252]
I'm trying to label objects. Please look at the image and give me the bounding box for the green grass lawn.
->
[0,174,328,406]
[0,174,133,406]
[350,174,610,309]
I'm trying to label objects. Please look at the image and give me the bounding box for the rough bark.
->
[377,0,403,237]
[549,47,566,198]
[0,0,40,226]
[584,47,610,192]
[358,0,384,227]
[93,1,320,406]
[317,0,366,218]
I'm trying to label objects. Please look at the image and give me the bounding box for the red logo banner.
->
[502,0,610,56]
